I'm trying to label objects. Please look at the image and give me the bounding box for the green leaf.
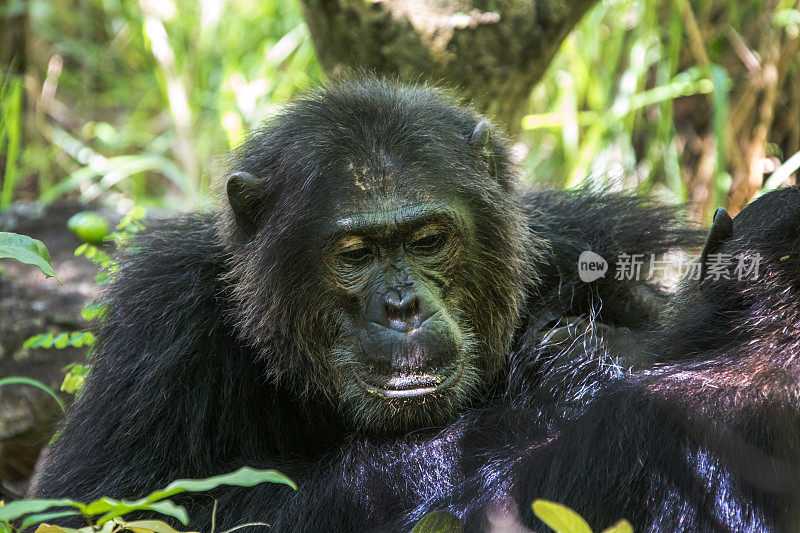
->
[83,245,97,259]
[143,466,297,502]
[601,519,633,533]
[67,212,110,244]
[411,510,464,533]
[67,331,91,348]
[62,363,90,375]
[81,302,107,321]
[24,332,92,350]
[117,205,147,231]
[532,500,592,533]
[113,519,194,533]
[33,525,87,533]
[82,331,96,346]
[0,499,81,523]
[0,377,65,412]
[53,333,70,349]
[23,334,47,349]
[94,499,188,526]
[84,467,295,525]
[60,368,88,395]
[20,510,82,529]
[0,232,60,281]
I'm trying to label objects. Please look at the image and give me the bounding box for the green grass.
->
[518,0,729,206]
[5,0,321,208]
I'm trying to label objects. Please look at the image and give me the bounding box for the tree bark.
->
[299,0,598,135]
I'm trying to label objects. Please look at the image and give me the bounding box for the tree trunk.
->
[299,0,598,135]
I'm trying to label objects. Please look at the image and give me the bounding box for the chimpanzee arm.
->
[511,191,703,412]
[407,357,800,533]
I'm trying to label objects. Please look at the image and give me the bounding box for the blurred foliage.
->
[0,71,23,208]
[0,0,797,221]
[520,0,725,197]
[66,211,110,243]
[520,0,799,221]
[1,0,320,208]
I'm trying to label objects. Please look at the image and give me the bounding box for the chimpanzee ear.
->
[227,171,263,237]
[699,207,735,280]
[467,120,498,180]
[468,120,491,148]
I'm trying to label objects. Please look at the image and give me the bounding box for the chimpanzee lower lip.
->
[355,366,463,399]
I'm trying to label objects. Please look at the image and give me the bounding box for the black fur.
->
[30,79,800,532]
[439,186,800,532]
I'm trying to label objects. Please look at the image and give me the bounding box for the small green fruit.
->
[67,211,110,243]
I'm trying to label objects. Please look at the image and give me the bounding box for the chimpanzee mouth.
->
[355,366,463,399]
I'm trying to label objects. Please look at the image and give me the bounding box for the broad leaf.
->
[532,500,592,533]
[33,525,87,533]
[143,466,297,502]
[89,499,188,526]
[82,468,294,525]
[114,519,196,533]
[20,510,82,529]
[0,499,80,523]
[601,519,633,533]
[0,232,60,281]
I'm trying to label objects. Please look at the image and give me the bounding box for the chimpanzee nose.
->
[384,289,420,331]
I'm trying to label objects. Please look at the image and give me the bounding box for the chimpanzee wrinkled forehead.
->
[264,81,502,228]
[294,139,482,243]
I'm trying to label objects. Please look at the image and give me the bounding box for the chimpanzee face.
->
[316,166,484,430]
[225,83,531,432]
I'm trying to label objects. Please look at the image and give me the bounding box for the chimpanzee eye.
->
[409,232,446,255]
[338,246,372,264]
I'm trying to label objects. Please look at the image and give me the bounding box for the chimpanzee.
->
[30,79,800,532]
